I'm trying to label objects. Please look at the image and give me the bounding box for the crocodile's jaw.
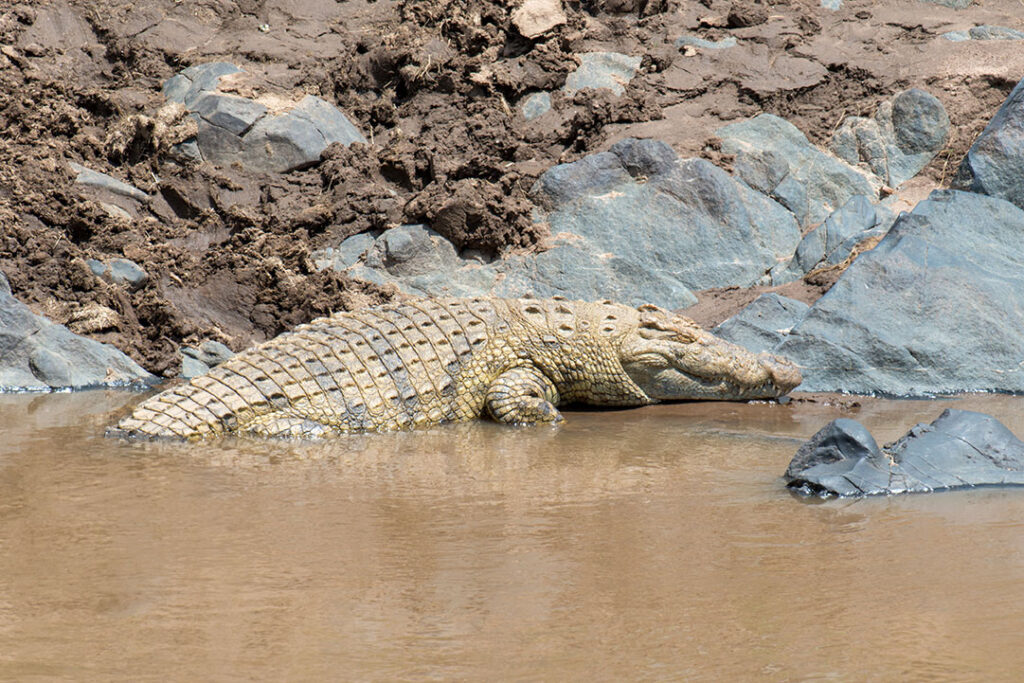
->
[618,307,801,401]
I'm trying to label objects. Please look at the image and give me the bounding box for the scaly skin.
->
[109,297,802,440]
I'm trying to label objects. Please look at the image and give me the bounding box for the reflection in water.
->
[1,392,1023,679]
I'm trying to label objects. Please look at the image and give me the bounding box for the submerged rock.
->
[953,75,1024,210]
[786,410,1024,497]
[163,62,366,173]
[830,89,950,187]
[0,272,153,392]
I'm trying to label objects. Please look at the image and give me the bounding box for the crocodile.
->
[109,297,802,440]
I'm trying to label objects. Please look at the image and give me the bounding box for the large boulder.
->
[717,114,881,227]
[523,138,801,304]
[325,139,801,310]
[786,409,1024,497]
[164,63,366,173]
[830,89,950,187]
[953,76,1024,210]
[0,272,153,391]
[776,189,1024,395]
[713,294,809,355]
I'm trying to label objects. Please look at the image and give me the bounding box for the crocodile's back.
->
[112,298,512,440]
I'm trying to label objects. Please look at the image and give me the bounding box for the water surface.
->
[2,391,1023,680]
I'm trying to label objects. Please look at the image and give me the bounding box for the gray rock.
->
[163,63,366,173]
[785,418,881,483]
[713,294,810,355]
[192,93,267,135]
[337,139,801,309]
[107,258,148,290]
[790,195,885,272]
[952,76,1024,210]
[180,340,234,378]
[920,0,972,7]
[563,52,642,96]
[179,354,210,379]
[162,62,242,108]
[289,95,366,147]
[967,25,1024,40]
[182,340,234,367]
[830,89,950,187]
[68,162,149,202]
[675,35,737,50]
[532,139,801,293]
[776,189,1024,395]
[718,114,880,227]
[240,113,328,173]
[86,257,148,291]
[820,0,842,9]
[344,225,498,298]
[786,410,1024,497]
[311,232,379,271]
[0,271,154,392]
[943,26,1024,41]
[521,92,552,120]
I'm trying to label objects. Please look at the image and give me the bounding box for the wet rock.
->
[776,189,1024,395]
[68,162,149,202]
[943,26,1024,41]
[718,114,880,228]
[521,91,552,120]
[164,63,366,173]
[713,294,810,355]
[511,0,566,38]
[952,76,1024,211]
[563,52,642,96]
[0,271,153,391]
[786,410,1024,497]
[830,89,950,187]
[674,35,737,50]
[87,257,148,291]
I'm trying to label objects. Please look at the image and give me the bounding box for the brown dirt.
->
[1,0,1023,376]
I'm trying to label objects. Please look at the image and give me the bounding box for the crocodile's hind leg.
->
[240,410,336,439]
[485,366,564,425]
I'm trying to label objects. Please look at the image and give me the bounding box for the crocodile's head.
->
[618,304,801,401]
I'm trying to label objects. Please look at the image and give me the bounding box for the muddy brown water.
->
[2,391,1024,681]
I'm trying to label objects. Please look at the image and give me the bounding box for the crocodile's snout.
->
[760,352,802,393]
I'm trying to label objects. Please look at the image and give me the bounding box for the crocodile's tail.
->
[107,374,247,441]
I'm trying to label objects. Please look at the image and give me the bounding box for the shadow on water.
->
[1,391,1024,679]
